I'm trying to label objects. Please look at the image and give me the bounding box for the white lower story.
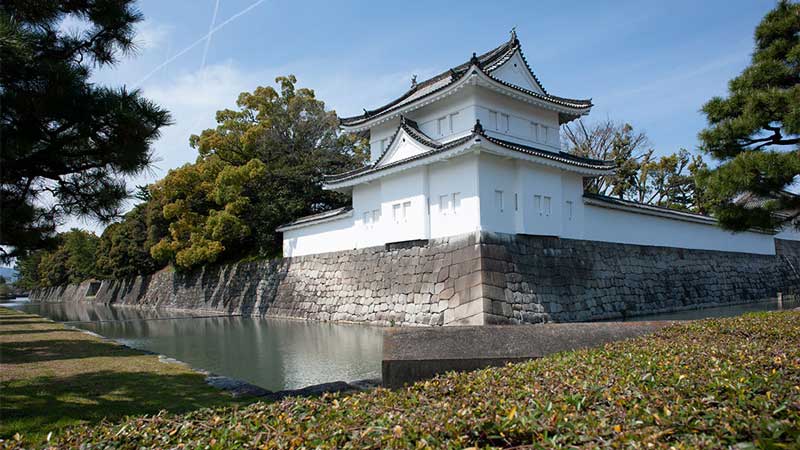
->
[280,151,787,257]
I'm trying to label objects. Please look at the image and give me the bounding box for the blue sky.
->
[68,0,776,229]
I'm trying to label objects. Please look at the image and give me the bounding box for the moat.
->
[4,296,797,392]
[3,298,383,392]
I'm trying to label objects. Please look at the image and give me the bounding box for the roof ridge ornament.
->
[510,27,518,45]
[411,74,417,88]
[470,52,481,68]
[472,119,484,134]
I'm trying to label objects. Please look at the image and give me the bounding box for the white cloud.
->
[138,62,262,183]
[135,21,172,50]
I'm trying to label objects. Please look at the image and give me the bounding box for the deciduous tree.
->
[563,119,651,198]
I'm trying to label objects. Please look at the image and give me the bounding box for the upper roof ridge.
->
[340,33,591,128]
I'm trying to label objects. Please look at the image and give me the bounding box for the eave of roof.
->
[276,206,353,232]
[323,120,614,188]
[339,33,591,130]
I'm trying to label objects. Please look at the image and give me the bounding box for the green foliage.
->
[563,119,651,198]
[42,230,100,286]
[47,311,800,448]
[564,120,708,211]
[634,149,709,211]
[0,0,171,261]
[190,75,368,257]
[13,251,43,291]
[95,205,162,280]
[149,157,266,270]
[698,0,800,231]
[12,75,365,283]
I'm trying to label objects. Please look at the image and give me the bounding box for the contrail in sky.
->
[201,0,221,71]
[135,0,267,87]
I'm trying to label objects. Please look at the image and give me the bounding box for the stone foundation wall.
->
[478,233,800,324]
[31,233,486,326]
[31,232,800,326]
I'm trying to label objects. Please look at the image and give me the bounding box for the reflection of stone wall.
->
[30,232,800,326]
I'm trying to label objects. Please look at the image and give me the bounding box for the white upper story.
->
[277,32,784,258]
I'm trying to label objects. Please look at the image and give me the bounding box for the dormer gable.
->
[374,118,442,168]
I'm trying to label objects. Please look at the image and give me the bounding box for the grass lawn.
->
[0,307,247,446]
[40,310,800,449]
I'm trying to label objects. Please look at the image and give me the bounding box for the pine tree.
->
[0,1,171,260]
[698,0,800,231]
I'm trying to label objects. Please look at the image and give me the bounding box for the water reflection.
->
[7,300,383,391]
[621,298,799,322]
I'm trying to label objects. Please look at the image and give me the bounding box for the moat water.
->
[3,297,795,391]
[3,299,383,392]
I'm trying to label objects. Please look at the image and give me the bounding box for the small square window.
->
[500,113,510,132]
[544,196,552,216]
[392,203,402,223]
[534,195,542,215]
[402,201,411,222]
[566,201,573,220]
[373,209,381,223]
[514,193,519,211]
[452,193,461,213]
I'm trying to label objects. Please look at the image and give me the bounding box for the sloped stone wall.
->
[31,233,487,326]
[479,233,800,324]
[31,232,800,326]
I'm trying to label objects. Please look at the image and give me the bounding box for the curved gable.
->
[378,128,437,167]
[490,51,545,95]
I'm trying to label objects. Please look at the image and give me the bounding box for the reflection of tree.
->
[30,303,382,392]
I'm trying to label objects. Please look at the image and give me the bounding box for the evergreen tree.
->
[95,204,161,279]
[190,76,368,256]
[0,0,171,260]
[698,0,800,231]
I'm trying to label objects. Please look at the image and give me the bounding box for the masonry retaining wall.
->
[30,232,800,326]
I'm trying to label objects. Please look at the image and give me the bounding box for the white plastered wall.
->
[582,203,776,254]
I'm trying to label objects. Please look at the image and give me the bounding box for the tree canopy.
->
[149,156,266,270]
[14,75,369,283]
[697,0,800,231]
[189,75,368,256]
[31,229,100,287]
[0,0,171,260]
[563,119,707,211]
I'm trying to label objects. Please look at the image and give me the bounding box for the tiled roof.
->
[323,123,473,184]
[276,206,352,231]
[339,33,591,127]
[583,193,717,223]
[481,133,615,170]
[734,191,799,221]
[323,120,613,186]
